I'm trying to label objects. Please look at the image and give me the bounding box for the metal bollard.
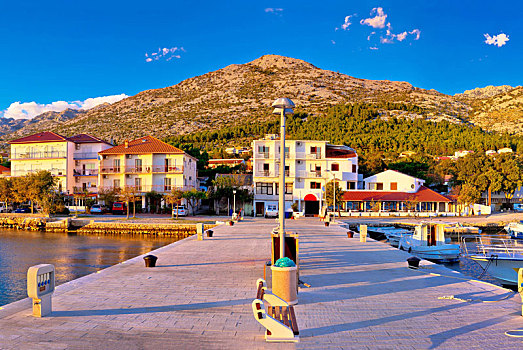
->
[359,225,367,242]
[27,264,55,317]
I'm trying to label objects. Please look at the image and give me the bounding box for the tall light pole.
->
[272,98,295,259]
[233,189,236,217]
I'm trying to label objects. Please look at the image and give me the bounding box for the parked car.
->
[265,204,278,218]
[14,207,31,213]
[90,204,109,214]
[112,202,127,215]
[173,205,188,217]
[514,204,523,212]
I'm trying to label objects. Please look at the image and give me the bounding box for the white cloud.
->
[484,33,509,47]
[331,40,336,45]
[265,8,283,14]
[340,15,352,30]
[360,7,387,29]
[395,31,408,41]
[369,46,379,50]
[145,47,185,62]
[1,94,128,120]
[409,29,421,40]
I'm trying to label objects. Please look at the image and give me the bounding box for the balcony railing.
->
[255,170,292,178]
[12,168,67,177]
[99,165,184,174]
[256,152,270,159]
[11,151,67,160]
[306,152,322,160]
[97,185,193,193]
[73,152,99,160]
[74,169,98,176]
[295,170,323,178]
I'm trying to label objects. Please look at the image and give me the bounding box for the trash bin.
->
[206,230,213,237]
[143,255,158,267]
[271,258,298,305]
[285,211,292,219]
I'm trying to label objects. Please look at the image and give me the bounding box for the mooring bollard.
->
[359,224,367,242]
[27,264,55,317]
[143,255,158,267]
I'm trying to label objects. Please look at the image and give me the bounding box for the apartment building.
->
[98,136,197,208]
[68,134,113,194]
[252,138,359,216]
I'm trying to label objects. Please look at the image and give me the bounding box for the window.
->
[275,182,293,195]
[164,178,172,191]
[135,178,142,191]
[310,182,321,189]
[113,179,120,188]
[347,181,356,190]
[331,163,339,171]
[113,159,120,172]
[75,144,81,150]
[352,164,357,173]
[369,182,383,190]
[285,165,290,176]
[256,182,273,195]
[135,159,142,172]
[390,182,398,191]
[310,146,318,153]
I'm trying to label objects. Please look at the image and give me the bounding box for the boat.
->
[462,236,523,285]
[368,226,413,248]
[444,223,481,235]
[398,223,460,262]
[504,221,523,239]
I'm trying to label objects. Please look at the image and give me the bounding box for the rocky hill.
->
[1,55,521,143]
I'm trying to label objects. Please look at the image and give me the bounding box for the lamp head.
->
[272,107,294,115]
[272,97,295,109]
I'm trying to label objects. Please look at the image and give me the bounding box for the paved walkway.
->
[1,218,522,349]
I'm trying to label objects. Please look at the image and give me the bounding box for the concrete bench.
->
[252,278,299,342]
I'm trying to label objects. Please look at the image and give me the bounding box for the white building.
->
[252,138,358,216]
[364,170,424,192]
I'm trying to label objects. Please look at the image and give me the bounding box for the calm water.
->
[0,229,177,306]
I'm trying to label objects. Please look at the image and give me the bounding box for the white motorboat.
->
[368,226,413,248]
[399,223,460,262]
[504,221,523,239]
[462,236,523,285]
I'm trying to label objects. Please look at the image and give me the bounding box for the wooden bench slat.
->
[288,306,299,335]
[281,307,291,328]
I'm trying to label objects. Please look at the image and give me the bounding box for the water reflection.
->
[0,229,176,306]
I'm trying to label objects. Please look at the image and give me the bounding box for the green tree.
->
[0,178,12,209]
[324,180,344,213]
[182,189,207,215]
[98,187,120,208]
[165,188,184,219]
[120,186,138,219]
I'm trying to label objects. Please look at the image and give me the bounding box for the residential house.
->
[9,132,113,195]
[207,158,245,169]
[252,138,359,216]
[342,170,453,214]
[98,136,198,209]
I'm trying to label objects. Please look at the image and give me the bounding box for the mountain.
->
[1,55,521,143]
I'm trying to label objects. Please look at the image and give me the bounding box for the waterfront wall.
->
[0,214,48,231]
[75,222,216,237]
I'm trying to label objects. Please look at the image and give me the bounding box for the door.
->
[305,201,319,216]
[255,202,265,217]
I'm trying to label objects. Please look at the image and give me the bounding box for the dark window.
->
[331,163,339,171]
[310,182,321,189]
[256,182,273,195]
[347,181,356,190]
[275,182,293,195]
[352,164,357,173]
[390,182,398,191]
[377,183,384,190]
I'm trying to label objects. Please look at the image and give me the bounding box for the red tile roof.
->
[9,132,69,144]
[68,134,112,145]
[0,165,10,172]
[326,145,357,158]
[208,159,244,165]
[98,136,187,155]
[342,186,452,202]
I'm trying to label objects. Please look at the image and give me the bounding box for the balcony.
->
[11,151,67,160]
[256,152,270,159]
[99,165,184,174]
[97,185,192,194]
[74,169,98,176]
[306,152,322,160]
[254,170,292,178]
[295,170,323,178]
[12,168,67,177]
[74,152,99,160]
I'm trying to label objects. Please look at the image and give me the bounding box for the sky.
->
[0,0,521,120]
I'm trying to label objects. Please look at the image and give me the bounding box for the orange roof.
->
[342,186,452,203]
[9,131,69,144]
[98,136,187,155]
[0,165,10,172]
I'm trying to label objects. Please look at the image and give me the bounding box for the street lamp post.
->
[233,189,236,218]
[272,98,295,259]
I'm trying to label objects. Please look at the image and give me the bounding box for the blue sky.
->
[0,1,520,119]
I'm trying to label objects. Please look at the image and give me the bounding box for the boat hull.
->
[399,237,460,262]
[470,256,523,285]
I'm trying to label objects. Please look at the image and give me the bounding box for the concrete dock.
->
[1,218,522,349]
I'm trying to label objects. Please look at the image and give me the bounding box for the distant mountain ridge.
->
[1,55,522,143]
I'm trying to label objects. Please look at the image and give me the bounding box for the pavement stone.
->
[0,217,522,349]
